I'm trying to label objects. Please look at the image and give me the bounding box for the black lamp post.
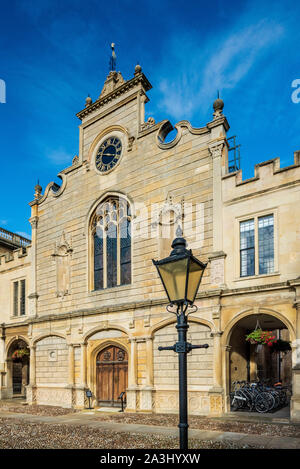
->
[152,231,209,450]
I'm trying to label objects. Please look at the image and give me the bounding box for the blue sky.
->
[0,0,299,238]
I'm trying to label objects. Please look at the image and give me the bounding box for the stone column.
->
[208,332,224,416]
[28,215,39,317]
[29,345,36,386]
[139,337,154,413]
[0,325,6,372]
[0,326,7,399]
[211,332,223,391]
[68,344,75,386]
[80,343,87,388]
[291,299,300,421]
[126,338,138,412]
[223,344,232,413]
[294,301,300,368]
[26,345,36,404]
[209,142,225,253]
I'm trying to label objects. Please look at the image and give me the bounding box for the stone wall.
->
[35,336,68,385]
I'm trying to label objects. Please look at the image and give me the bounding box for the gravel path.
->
[0,401,299,449]
[0,402,78,416]
[0,417,254,449]
[91,412,300,438]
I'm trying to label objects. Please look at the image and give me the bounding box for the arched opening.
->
[96,345,128,407]
[90,196,132,291]
[7,339,30,397]
[228,313,292,415]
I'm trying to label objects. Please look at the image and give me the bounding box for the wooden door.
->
[96,346,128,406]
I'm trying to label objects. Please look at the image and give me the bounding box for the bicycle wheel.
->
[271,391,280,409]
[255,392,273,413]
[231,390,248,411]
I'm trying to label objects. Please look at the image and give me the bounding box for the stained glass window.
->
[120,218,131,285]
[94,228,104,290]
[106,223,117,288]
[92,197,131,290]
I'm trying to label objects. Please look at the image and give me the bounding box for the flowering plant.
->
[12,348,29,360]
[246,329,277,347]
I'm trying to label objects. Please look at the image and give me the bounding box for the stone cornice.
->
[1,279,295,329]
[207,116,230,132]
[76,72,152,121]
[223,179,300,206]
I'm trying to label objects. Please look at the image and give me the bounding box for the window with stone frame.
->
[12,279,26,316]
[91,197,131,290]
[240,214,274,277]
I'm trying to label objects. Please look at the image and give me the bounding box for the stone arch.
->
[32,332,67,346]
[85,191,135,233]
[222,308,296,348]
[150,316,216,338]
[87,334,130,407]
[6,335,29,355]
[83,325,131,344]
[222,308,294,415]
[6,337,30,397]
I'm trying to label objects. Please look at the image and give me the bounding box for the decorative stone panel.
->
[153,322,213,388]
[36,336,68,385]
[36,386,73,408]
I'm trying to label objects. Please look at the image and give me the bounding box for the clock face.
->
[95,137,122,173]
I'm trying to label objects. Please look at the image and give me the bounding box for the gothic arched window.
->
[91,197,131,290]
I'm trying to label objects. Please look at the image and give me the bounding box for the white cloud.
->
[155,18,284,121]
[47,148,72,165]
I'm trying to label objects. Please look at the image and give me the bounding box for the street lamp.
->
[152,231,209,450]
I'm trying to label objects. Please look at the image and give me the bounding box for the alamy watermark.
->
[291,79,300,103]
[94,198,206,249]
[0,79,6,103]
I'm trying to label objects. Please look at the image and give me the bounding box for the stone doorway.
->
[228,314,292,415]
[96,345,128,407]
[7,339,30,397]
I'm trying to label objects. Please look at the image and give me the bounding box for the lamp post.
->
[152,231,209,450]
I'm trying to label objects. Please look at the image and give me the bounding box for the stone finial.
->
[134,63,142,76]
[213,92,224,119]
[85,95,92,107]
[34,182,42,200]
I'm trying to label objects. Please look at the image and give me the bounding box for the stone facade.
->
[0,65,299,420]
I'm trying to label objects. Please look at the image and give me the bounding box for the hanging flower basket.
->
[12,348,30,360]
[270,339,291,354]
[245,329,277,347]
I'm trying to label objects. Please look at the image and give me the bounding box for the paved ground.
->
[0,403,299,449]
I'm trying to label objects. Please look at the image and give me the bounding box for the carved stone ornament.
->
[72,155,79,165]
[52,232,73,298]
[141,116,156,131]
[152,194,184,229]
[208,142,224,159]
[127,135,135,152]
[99,71,125,99]
[29,216,39,229]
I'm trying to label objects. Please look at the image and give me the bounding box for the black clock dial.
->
[96,137,122,173]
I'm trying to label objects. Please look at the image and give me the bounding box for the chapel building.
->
[0,62,299,421]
